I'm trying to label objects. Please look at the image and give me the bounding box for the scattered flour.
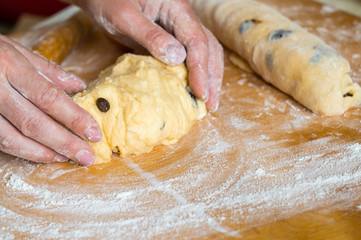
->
[230,116,257,130]
[255,168,266,177]
[5,172,34,192]
[1,1,361,239]
[1,104,360,239]
[352,53,361,59]
[320,4,338,14]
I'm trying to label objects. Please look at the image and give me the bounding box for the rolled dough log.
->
[73,54,206,164]
[191,0,361,115]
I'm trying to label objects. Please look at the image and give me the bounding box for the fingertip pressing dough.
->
[191,0,361,115]
[73,54,207,164]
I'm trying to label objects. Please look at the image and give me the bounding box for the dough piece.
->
[191,0,361,115]
[73,54,207,164]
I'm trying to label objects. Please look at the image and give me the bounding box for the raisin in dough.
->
[73,54,206,164]
[191,0,361,115]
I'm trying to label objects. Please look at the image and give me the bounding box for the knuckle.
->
[37,86,61,111]
[68,112,86,131]
[31,152,56,163]
[19,115,43,137]
[0,134,16,151]
[145,28,167,47]
[57,137,77,157]
[19,115,42,137]
[120,3,134,14]
[113,3,136,29]
[186,34,208,49]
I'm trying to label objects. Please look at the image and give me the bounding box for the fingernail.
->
[210,93,220,113]
[75,150,95,166]
[84,126,103,142]
[59,72,87,90]
[54,154,68,163]
[202,90,209,102]
[70,74,87,89]
[164,44,186,65]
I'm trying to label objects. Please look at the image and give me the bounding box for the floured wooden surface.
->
[1,0,361,239]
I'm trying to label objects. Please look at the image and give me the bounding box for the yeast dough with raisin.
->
[73,54,206,164]
[191,0,361,115]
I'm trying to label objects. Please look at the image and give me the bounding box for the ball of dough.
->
[73,54,207,164]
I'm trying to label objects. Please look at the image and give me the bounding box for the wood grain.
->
[1,0,361,239]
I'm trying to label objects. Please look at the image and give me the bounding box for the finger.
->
[0,82,95,166]
[164,3,210,101]
[0,114,68,164]
[3,43,102,144]
[0,35,86,94]
[108,3,187,65]
[202,26,224,112]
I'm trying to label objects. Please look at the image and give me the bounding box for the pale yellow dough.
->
[229,53,254,73]
[73,54,206,164]
[191,0,361,115]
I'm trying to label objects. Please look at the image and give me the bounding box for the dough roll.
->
[191,0,361,115]
[31,8,93,64]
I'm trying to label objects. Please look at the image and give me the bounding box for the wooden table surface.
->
[315,0,361,17]
[1,0,361,239]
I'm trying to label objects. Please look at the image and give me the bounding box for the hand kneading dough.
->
[191,0,361,115]
[73,54,207,164]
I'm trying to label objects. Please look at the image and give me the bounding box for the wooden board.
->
[1,0,361,238]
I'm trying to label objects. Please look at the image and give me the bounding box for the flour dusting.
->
[4,172,34,192]
[1,0,361,238]
[1,98,360,239]
[320,4,338,14]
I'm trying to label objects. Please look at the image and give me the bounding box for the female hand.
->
[67,0,224,111]
[0,35,102,166]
